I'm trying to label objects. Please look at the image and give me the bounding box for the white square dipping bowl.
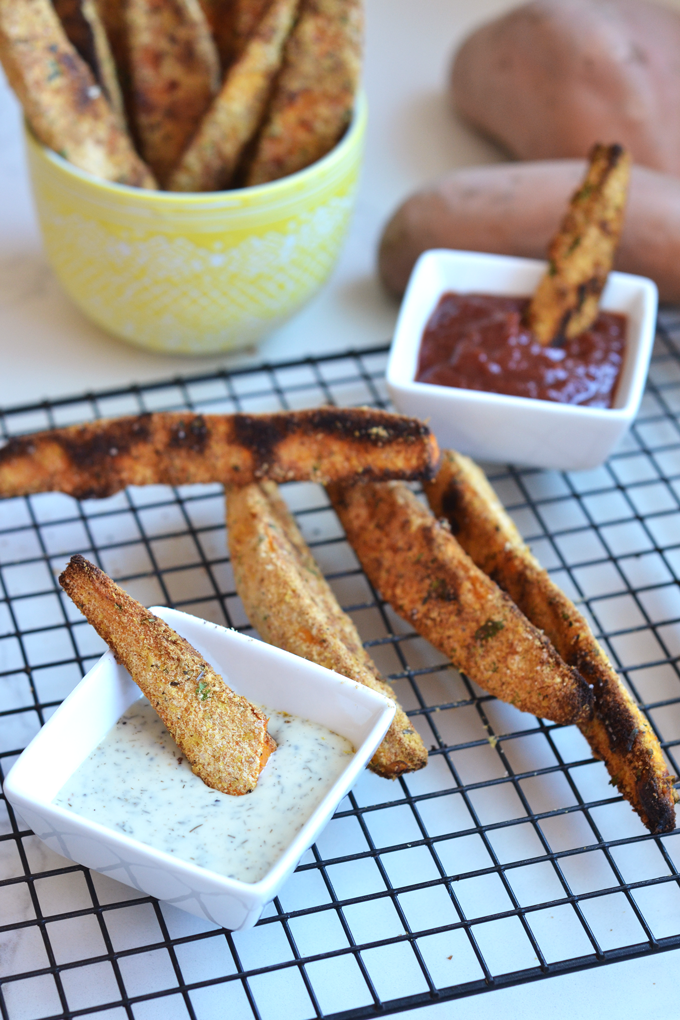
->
[3,608,395,931]
[386,249,658,471]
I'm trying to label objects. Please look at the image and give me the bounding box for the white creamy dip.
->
[54,697,354,883]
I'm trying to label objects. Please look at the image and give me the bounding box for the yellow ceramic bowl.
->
[25,98,366,355]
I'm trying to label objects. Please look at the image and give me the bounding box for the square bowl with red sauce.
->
[385,249,658,471]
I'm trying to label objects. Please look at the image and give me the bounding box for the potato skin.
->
[378,159,680,303]
[451,0,680,175]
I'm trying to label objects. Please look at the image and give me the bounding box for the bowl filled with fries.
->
[4,0,364,354]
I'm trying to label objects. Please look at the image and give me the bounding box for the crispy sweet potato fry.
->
[526,143,631,345]
[0,408,439,500]
[125,0,220,185]
[244,0,362,186]
[94,0,126,64]
[328,480,593,726]
[425,450,677,833]
[59,555,275,796]
[233,0,275,55]
[168,0,299,192]
[202,0,274,69]
[198,0,234,67]
[0,0,156,187]
[53,0,126,126]
[227,480,428,778]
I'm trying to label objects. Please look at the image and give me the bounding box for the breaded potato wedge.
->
[244,0,362,186]
[227,480,428,778]
[328,480,593,726]
[126,0,220,185]
[0,408,438,500]
[93,0,134,125]
[233,0,274,54]
[168,0,299,192]
[203,0,274,69]
[198,0,235,67]
[59,555,276,796]
[527,143,630,345]
[425,450,677,833]
[0,0,156,187]
[53,0,126,126]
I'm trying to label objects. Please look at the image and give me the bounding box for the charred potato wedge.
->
[425,450,677,834]
[125,0,220,185]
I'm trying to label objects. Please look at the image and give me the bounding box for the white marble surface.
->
[3,1,680,1017]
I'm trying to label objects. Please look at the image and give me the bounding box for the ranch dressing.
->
[54,697,354,883]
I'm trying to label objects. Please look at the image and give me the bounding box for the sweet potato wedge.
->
[206,0,274,68]
[0,0,155,187]
[451,0,680,175]
[378,159,680,302]
[328,480,593,726]
[0,408,439,500]
[53,0,126,126]
[227,480,428,778]
[526,143,631,345]
[425,450,677,833]
[168,0,299,192]
[244,0,362,186]
[125,0,220,185]
[59,555,276,796]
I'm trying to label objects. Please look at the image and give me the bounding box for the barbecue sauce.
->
[416,293,626,408]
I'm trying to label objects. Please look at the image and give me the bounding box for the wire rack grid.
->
[1,322,680,1020]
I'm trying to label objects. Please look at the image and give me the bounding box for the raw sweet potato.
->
[451,0,680,175]
[53,0,126,126]
[378,159,680,303]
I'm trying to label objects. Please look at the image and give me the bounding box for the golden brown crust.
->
[168,0,299,192]
[328,480,593,727]
[125,0,220,186]
[93,0,132,115]
[59,555,275,796]
[0,408,439,500]
[244,0,362,186]
[526,143,631,345]
[53,0,126,126]
[0,0,156,187]
[425,450,677,833]
[226,480,428,778]
[233,0,275,55]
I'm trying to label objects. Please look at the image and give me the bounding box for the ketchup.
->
[416,293,626,408]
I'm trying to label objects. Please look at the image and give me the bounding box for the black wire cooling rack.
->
[2,324,680,1020]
